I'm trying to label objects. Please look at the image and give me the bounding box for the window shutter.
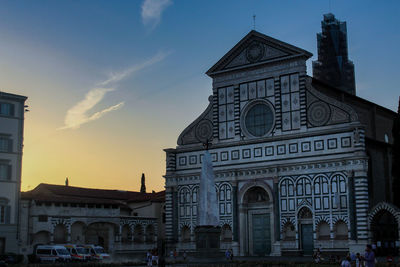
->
[5,206,10,224]
[10,104,15,116]
[7,165,11,180]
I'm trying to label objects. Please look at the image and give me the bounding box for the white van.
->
[35,245,72,263]
[84,245,110,260]
[63,244,91,261]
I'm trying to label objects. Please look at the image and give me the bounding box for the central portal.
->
[240,185,273,256]
[252,213,271,255]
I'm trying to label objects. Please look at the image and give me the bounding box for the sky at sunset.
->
[0,0,399,193]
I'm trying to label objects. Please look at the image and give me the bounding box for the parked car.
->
[35,245,72,263]
[63,244,91,261]
[84,245,110,260]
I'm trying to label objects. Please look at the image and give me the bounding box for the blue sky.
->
[0,0,399,191]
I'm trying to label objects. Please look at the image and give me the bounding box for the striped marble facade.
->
[164,31,373,256]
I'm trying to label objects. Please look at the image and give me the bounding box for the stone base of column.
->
[349,240,369,254]
[194,226,223,258]
[271,241,282,256]
[231,241,239,257]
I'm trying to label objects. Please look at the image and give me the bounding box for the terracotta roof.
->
[21,183,165,205]
[128,191,165,203]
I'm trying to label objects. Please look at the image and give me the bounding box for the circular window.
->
[241,100,275,138]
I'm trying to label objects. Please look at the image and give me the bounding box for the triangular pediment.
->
[206,30,313,76]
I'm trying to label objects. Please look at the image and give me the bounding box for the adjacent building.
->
[19,182,165,257]
[0,91,27,254]
[164,14,398,256]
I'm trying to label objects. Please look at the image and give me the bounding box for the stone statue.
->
[197,151,219,226]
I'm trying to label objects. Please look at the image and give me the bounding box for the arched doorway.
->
[241,185,272,256]
[371,210,399,256]
[298,207,313,255]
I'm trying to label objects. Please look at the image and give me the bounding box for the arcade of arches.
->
[30,221,158,251]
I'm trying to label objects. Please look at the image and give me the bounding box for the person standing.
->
[364,244,376,267]
[146,250,152,267]
[225,249,230,261]
[355,253,363,267]
[341,256,351,267]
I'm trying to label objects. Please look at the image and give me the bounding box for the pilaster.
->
[354,170,369,241]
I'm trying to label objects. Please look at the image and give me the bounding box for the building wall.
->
[18,198,163,256]
[311,79,397,210]
[0,92,27,254]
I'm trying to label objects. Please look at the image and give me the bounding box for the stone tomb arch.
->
[238,181,274,256]
[221,224,233,242]
[316,220,330,240]
[282,221,296,241]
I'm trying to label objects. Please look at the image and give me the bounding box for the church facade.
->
[164,24,398,256]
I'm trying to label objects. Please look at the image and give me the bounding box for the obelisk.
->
[195,150,221,254]
[197,151,219,226]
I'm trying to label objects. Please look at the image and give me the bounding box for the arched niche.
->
[71,221,86,244]
[145,224,155,243]
[32,231,51,245]
[133,224,144,243]
[121,224,131,243]
[53,224,67,244]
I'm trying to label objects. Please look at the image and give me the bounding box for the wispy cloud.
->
[99,51,170,86]
[141,0,172,28]
[60,88,124,130]
[59,51,170,130]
